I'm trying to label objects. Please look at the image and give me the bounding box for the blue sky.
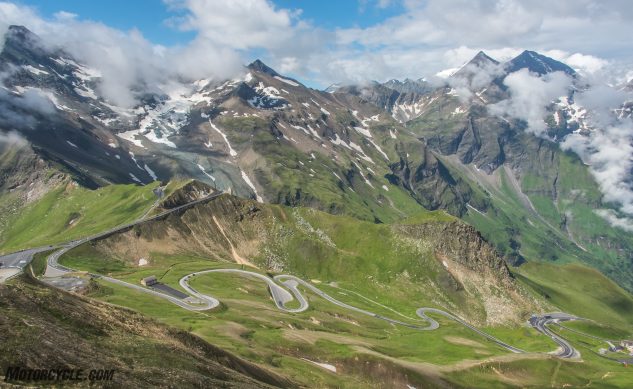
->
[21,0,404,46]
[16,0,193,45]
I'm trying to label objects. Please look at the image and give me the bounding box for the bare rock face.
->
[401,221,510,278]
[160,180,216,209]
[393,220,541,325]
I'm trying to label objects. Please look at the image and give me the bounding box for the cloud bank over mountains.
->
[490,69,573,137]
[1,0,632,89]
[0,1,245,107]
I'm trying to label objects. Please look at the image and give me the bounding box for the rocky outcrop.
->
[395,220,511,281]
[93,194,270,264]
[388,149,490,217]
[160,180,216,209]
[392,219,542,325]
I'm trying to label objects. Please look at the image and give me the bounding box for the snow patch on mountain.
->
[241,170,262,202]
[557,96,589,132]
[329,134,353,150]
[129,152,143,170]
[452,106,466,115]
[353,126,372,138]
[274,75,299,86]
[368,139,389,160]
[392,96,437,123]
[208,120,237,157]
[144,164,158,181]
[248,81,287,109]
[349,141,374,164]
[197,163,216,182]
[23,65,48,76]
[117,129,145,148]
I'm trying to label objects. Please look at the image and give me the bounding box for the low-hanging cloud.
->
[485,65,633,231]
[0,129,27,145]
[489,69,573,136]
[0,2,250,107]
[446,58,505,101]
[594,209,633,232]
[559,83,633,228]
[0,68,56,129]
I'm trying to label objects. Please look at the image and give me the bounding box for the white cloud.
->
[446,56,505,101]
[0,1,245,107]
[166,0,296,51]
[0,67,56,129]
[483,63,633,231]
[489,69,573,136]
[0,130,26,145]
[564,53,608,74]
[559,83,633,228]
[1,0,629,89]
[594,209,633,232]
[311,0,632,85]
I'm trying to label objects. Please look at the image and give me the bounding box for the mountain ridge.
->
[1,26,633,296]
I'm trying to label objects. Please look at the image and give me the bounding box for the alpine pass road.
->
[529,313,580,358]
[6,191,581,360]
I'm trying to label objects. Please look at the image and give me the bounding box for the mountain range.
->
[2,24,633,388]
[1,25,631,291]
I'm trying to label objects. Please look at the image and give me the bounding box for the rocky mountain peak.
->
[382,78,431,94]
[5,25,36,42]
[2,25,49,59]
[470,50,499,66]
[247,59,280,77]
[451,51,500,80]
[505,50,576,76]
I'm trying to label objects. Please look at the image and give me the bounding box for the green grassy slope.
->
[7,181,631,388]
[514,262,633,332]
[441,149,633,293]
[59,247,633,388]
[0,181,161,254]
[60,194,538,327]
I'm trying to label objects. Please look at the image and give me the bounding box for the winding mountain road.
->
[4,191,582,360]
[529,313,580,358]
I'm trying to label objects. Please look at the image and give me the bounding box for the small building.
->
[141,275,158,287]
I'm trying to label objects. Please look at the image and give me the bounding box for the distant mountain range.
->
[1,24,633,294]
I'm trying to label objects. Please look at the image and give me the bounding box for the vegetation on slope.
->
[0,274,292,388]
[0,181,164,254]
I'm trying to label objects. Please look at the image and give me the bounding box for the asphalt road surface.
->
[529,313,580,358]
[0,246,57,270]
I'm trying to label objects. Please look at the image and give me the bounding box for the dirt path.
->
[211,215,257,268]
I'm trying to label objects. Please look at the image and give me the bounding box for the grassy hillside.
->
[0,275,291,388]
[440,149,633,294]
[0,181,162,254]
[61,194,540,326]
[3,183,629,387]
[58,247,633,387]
[514,262,633,332]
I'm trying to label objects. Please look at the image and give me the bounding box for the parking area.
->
[152,283,189,299]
